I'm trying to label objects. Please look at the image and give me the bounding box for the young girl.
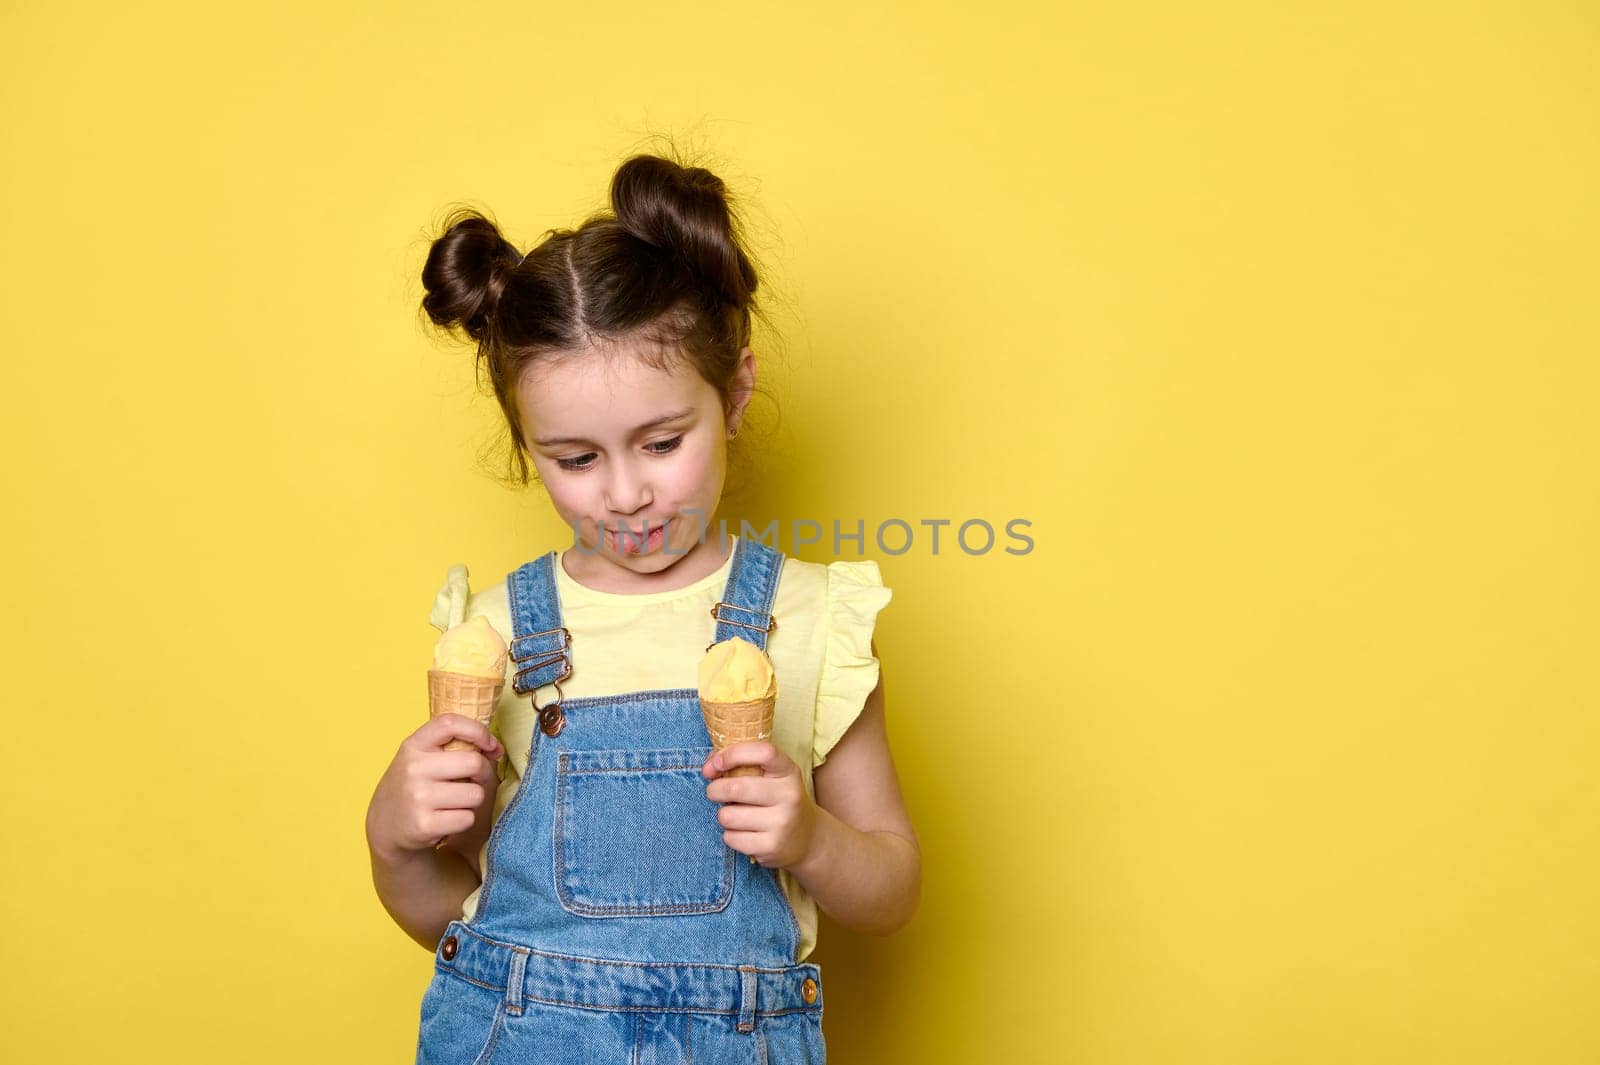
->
[365,152,920,1065]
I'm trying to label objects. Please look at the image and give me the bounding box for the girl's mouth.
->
[606,522,666,555]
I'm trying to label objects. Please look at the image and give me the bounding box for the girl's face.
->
[516,343,752,588]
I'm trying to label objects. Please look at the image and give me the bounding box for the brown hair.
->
[418,150,776,490]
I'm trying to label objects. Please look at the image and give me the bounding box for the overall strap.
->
[711,537,785,652]
[505,551,572,696]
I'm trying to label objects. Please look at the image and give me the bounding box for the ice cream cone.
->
[428,613,508,752]
[699,691,776,777]
[428,669,504,751]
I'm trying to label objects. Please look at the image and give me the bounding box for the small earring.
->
[727,427,738,439]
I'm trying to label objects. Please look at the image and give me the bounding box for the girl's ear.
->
[727,347,757,426]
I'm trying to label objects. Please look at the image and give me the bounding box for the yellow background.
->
[4,2,1597,1061]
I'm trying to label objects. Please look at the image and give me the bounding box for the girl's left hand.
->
[703,742,816,870]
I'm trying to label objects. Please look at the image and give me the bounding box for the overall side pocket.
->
[415,969,507,1065]
[554,745,735,917]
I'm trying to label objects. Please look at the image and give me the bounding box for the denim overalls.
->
[415,536,826,1064]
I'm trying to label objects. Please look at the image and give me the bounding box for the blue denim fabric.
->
[416,537,825,1064]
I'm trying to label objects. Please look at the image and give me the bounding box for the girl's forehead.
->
[517,350,710,428]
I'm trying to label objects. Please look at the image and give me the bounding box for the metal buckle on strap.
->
[511,625,571,690]
[710,603,777,636]
[509,626,571,662]
[513,651,571,689]
[510,627,570,736]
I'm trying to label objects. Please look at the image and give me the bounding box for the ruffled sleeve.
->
[811,560,894,767]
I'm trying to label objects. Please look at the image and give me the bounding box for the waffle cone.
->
[700,692,776,778]
[428,669,503,752]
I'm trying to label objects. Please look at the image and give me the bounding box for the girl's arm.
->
[789,642,922,935]
[365,715,502,951]
[367,840,483,952]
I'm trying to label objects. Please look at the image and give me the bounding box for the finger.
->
[716,804,770,831]
[425,809,476,842]
[422,749,493,782]
[430,780,487,811]
[706,775,782,807]
[472,758,501,788]
[708,741,784,778]
[418,713,502,756]
[720,829,770,860]
[419,710,499,751]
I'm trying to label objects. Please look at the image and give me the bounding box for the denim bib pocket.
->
[554,745,735,917]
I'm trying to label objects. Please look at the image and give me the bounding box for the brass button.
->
[800,977,818,1004]
[539,706,565,737]
[440,935,458,961]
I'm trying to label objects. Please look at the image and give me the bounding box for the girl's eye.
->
[555,453,596,471]
[555,436,682,472]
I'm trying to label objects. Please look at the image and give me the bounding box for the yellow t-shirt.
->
[426,535,893,963]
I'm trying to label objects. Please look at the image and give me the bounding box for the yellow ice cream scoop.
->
[698,637,777,778]
[433,614,508,679]
[698,635,777,702]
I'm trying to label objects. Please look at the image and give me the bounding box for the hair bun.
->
[610,154,758,311]
[420,209,523,343]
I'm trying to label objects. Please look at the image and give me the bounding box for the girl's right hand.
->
[365,714,504,861]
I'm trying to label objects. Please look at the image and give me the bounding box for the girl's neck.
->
[559,533,736,596]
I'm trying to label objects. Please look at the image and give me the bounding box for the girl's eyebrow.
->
[532,407,696,448]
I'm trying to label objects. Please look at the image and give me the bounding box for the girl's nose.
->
[604,462,653,514]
